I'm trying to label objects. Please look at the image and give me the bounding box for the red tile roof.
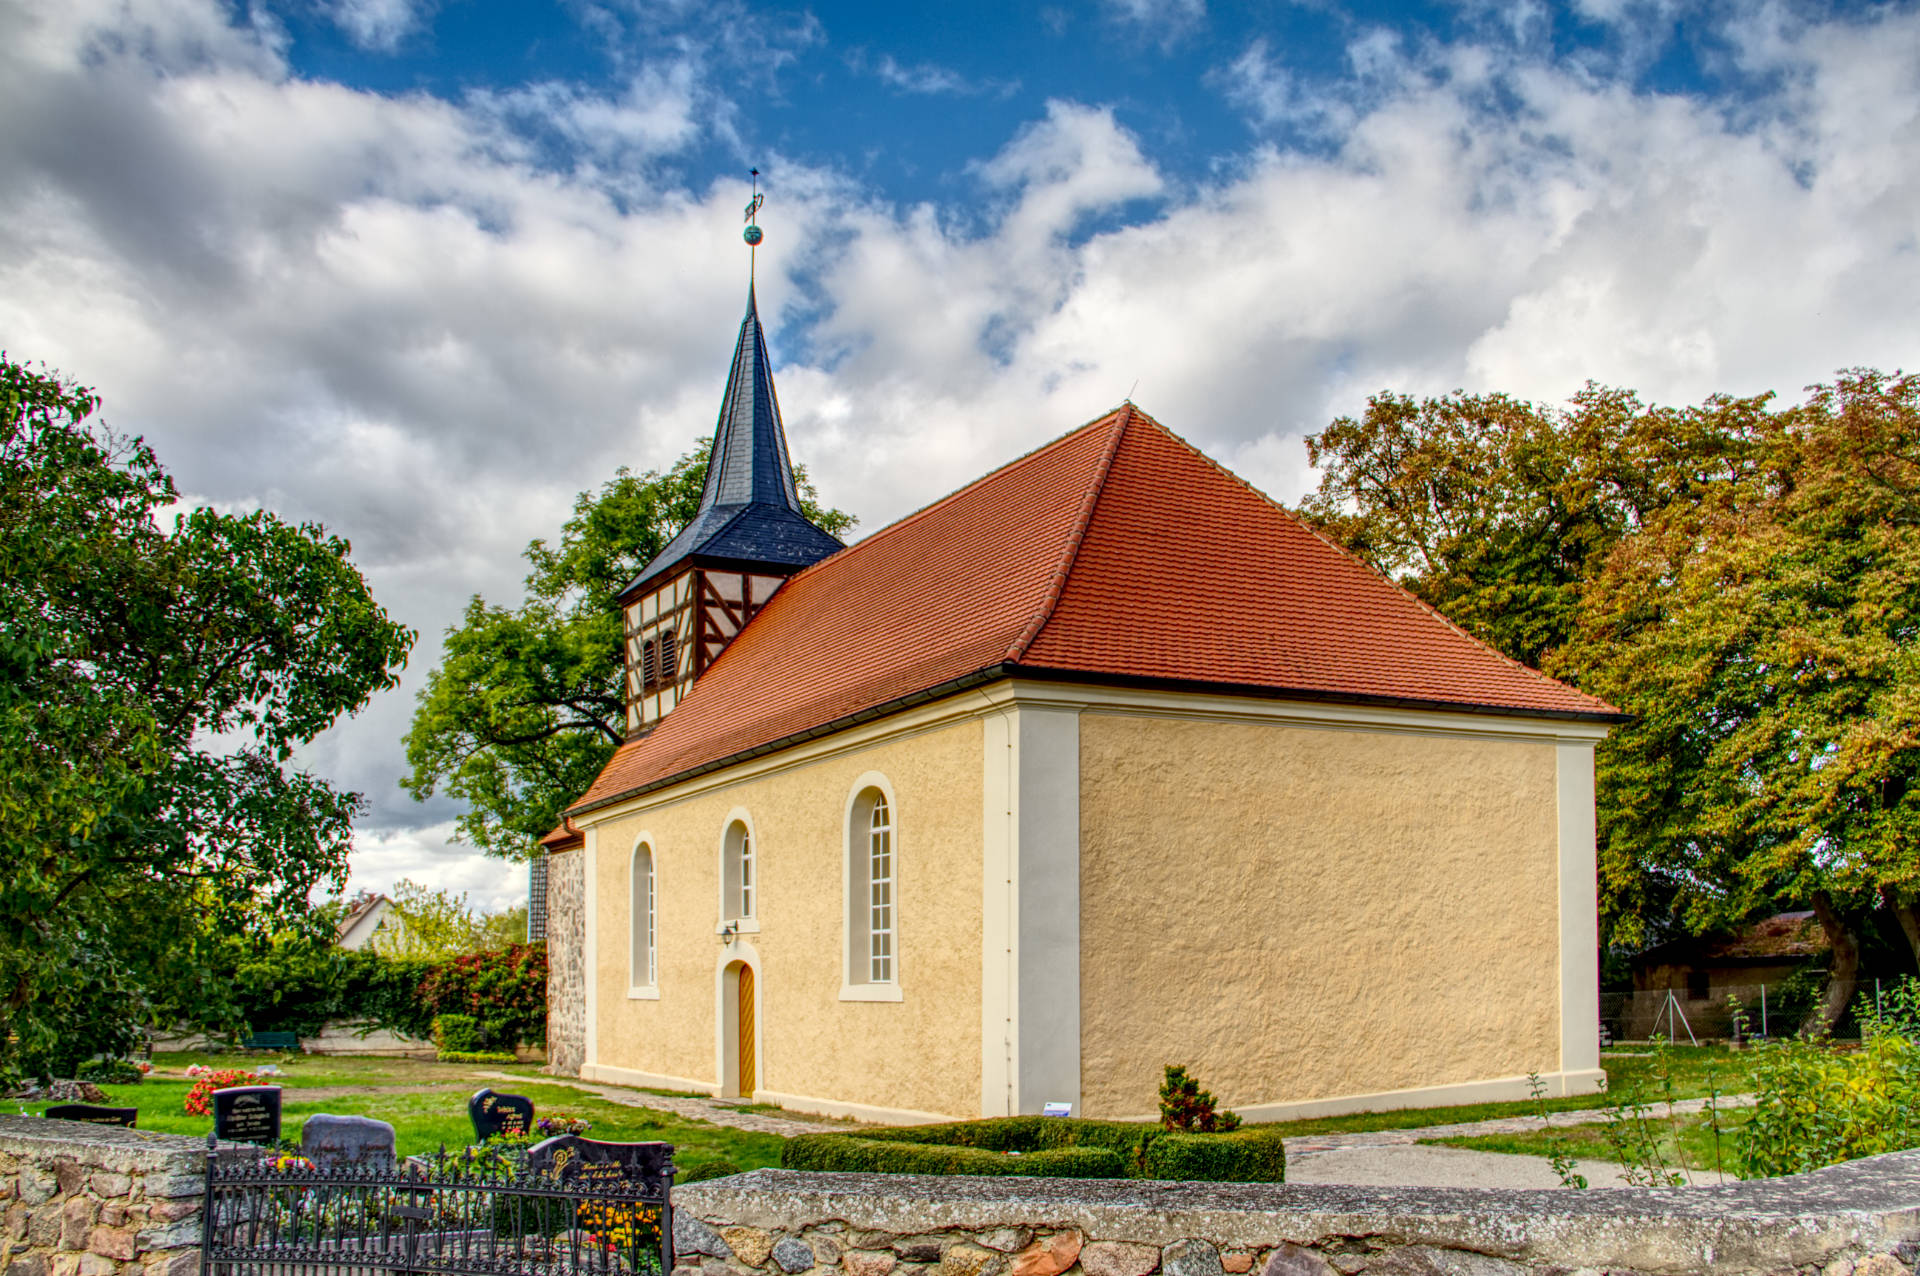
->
[569,406,1618,814]
[540,816,583,852]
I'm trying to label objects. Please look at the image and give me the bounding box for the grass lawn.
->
[19,1052,782,1174]
[1231,1045,1756,1141]
[1426,1107,1747,1179]
[16,1042,1757,1173]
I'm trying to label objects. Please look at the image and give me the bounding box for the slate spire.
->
[701,283,803,512]
[619,282,843,600]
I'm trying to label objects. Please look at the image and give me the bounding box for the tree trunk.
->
[1808,890,1862,1036]
[1883,884,1920,973]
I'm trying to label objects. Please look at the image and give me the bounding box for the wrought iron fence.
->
[200,1137,675,1276]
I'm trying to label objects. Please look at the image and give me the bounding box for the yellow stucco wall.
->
[586,717,984,1119]
[1078,711,1562,1118]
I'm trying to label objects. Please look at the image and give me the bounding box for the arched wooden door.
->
[737,963,756,1097]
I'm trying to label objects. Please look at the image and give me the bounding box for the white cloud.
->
[1102,0,1205,42]
[324,0,430,52]
[868,54,1016,99]
[4,0,1920,899]
[347,822,527,914]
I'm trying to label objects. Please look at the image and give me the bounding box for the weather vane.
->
[743,168,764,274]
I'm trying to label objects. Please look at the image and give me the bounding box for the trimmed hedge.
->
[1145,1127,1289,1183]
[780,1115,1284,1183]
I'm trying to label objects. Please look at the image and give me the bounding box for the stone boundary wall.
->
[0,1116,204,1276]
[545,847,586,1077]
[673,1159,1920,1276]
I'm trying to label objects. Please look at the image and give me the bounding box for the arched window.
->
[865,795,893,982]
[630,843,656,990]
[846,785,896,988]
[723,820,754,922]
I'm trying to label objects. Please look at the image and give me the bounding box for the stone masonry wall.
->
[545,847,586,1077]
[672,1159,1920,1276]
[0,1116,204,1276]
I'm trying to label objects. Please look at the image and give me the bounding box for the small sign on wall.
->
[1042,1102,1072,1118]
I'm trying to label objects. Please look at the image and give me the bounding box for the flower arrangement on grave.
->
[183,1069,261,1116]
[535,1112,592,1137]
[576,1200,660,1255]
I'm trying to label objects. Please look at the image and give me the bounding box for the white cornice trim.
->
[574,678,1610,825]
[1019,681,1615,742]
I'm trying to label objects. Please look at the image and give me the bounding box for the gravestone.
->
[468,1087,534,1141]
[44,1104,138,1128]
[213,1085,283,1145]
[301,1113,396,1169]
[526,1134,675,1184]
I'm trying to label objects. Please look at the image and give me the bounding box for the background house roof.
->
[571,405,1620,814]
[1633,912,1830,967]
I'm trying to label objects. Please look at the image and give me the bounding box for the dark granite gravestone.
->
[301,1114,396,1169]
[213,1086,283,1145]
[526,1134,675,1184]
[468,1087,534,1141]
[44,1105,138,1128]
[528,1136,676,1270]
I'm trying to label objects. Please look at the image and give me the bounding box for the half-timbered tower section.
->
[617,285,843,734]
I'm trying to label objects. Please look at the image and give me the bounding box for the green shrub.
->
[781,1115,1283,1183]
[1738,1029,1920,1177]
[678,1159,742,1183]
[1159,1065,1241,1133]
[858,1115,1152,1159]
[436,1050,516,1064]
[432,1013,485,1052]
[76,1058,144,1086]
[418,944,548,1049]
[1144,1127,1286,1183]
[783,1134,1126,1178]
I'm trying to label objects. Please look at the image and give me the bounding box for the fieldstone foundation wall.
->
[545,847,586,1077]
[673,1159,1920,1276]
[0,1116,204,1276]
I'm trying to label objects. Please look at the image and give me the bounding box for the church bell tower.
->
[616,198,842,735]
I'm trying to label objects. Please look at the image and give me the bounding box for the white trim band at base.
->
[581,1062,719,1095]
[752,1088,964,1127]
[1109,1068,1609,1125]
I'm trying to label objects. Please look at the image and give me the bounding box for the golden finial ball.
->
[744,225,763,247]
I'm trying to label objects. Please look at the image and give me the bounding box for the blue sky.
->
[2,0,1917,907]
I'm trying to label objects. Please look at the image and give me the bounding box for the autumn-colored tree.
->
[1556,370,1920,1027]
[402,442,853,859]
[1298,384,1772,667]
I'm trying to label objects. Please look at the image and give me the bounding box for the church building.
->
[539,276,1621,1125]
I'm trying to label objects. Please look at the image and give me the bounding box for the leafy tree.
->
[403,442,853,859]
[1297,384,1772,667]
[370,878,529,961]
[479,903,530,951]
[1557,370,1920,1027]
[0,356,414,1075]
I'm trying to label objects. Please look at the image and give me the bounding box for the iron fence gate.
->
[200,1138,675,1276]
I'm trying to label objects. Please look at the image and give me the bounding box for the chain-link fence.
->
[1600,979,1907,1043]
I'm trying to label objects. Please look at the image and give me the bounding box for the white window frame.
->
[627,837,659,999]
[717,809,761,934]
[841,773,903,1002]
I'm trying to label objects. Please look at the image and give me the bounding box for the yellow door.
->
[737,964,756,1097]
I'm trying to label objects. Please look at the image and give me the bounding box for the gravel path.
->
[1280,1094,1751,1189]
[474,1072,840,1139]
